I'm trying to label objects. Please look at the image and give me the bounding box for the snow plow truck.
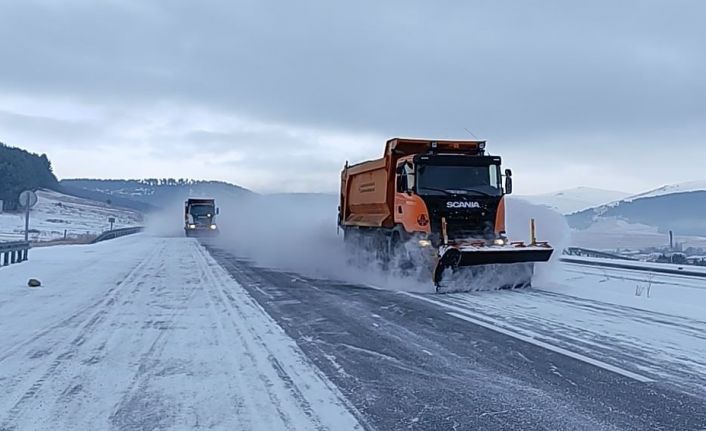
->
[338,138,553,292]
[184,198,219,237]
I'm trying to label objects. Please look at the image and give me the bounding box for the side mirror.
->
[504,169,513,195]
[216,208,220,215]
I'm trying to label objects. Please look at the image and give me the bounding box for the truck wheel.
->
[389,233,415,272]
[374,231,390,270]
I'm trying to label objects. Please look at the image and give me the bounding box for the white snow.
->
[0,189,142,242]
[417,261,706,395]
[519,187,630,214]
[561,255,706,277]
[569,217,706,250]
[622,180,706,203]
[0,235,361,430]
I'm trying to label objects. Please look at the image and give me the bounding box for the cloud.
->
[0,0,704,193]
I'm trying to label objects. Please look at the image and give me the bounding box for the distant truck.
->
[338,138,553,291]
[184,198,219,237]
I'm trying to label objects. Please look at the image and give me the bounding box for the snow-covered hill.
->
[567,181,706,247]
[520,187,630,214]
[622,181,706,203]
[61,179,254,210]
[0,189,142,242]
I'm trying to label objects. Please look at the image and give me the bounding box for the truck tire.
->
[389,232,415,272]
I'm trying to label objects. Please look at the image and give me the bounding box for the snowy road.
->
[2,235,706,430]
[0,236,362,431]
[208,245,706,430]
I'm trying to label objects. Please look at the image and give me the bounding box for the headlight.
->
[493,238,507,246]
[188,224,196,229]
[418,239,432,247]
[210,224,217,230]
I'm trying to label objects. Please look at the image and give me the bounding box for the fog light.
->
[210,224,217,230]
[418,239,432,247]
[493,238,507,246]
[188,224,196,229]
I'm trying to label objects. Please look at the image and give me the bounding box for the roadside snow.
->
[426,263,706,395]
[569,217,706,250]
[0,189,142,242]
[0,235,361,430]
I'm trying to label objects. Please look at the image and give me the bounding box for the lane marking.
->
[402,292,655,383]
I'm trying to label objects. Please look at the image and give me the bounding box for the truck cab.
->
[184,198,219,237]
[393,142,512,247]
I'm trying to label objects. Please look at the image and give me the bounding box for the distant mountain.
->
[519,187,630,214]
[568,182,706,236]
[621,181,706,202]
[60,178,254,211]
[0,142,59,211]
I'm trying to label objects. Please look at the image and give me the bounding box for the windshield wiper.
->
[419,187,495,197]
[446,188,494,197]
[418,187,456,196]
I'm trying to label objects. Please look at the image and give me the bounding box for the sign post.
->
[18,190,38,242]
[108,217,116,231]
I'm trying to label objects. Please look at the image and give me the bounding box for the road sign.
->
[108,217,116,231]
[18,190,38,209]
[18,190,37,242]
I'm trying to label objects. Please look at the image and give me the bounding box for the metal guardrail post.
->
[0,241,31,268]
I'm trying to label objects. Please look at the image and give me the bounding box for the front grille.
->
[422,196,500,241]
[444,214,494,240]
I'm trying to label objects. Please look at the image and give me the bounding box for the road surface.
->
[207,245,706,431]
[0,236,361,431]
[1,235,705,430]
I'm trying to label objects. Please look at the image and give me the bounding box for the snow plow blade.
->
[433,244,554,292]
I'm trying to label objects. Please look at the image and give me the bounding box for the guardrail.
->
[563,247,637,261]
[560,256,706,279]
[91,226,144,244]
[0,241,31,267]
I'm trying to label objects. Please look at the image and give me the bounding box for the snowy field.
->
[0,235,361,430]
[569,218,706,250]
[0,189,142,242]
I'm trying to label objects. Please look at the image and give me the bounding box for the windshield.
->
[417,164,501,196]
[189,204,215,217]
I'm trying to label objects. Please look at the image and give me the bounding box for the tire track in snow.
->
[0,242,167,429]
[0,244,165,364]
[108,268,201,430]
[193,243,363,431]
[194,244,318,431]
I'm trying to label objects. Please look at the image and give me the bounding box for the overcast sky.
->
[0,0,704,194]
